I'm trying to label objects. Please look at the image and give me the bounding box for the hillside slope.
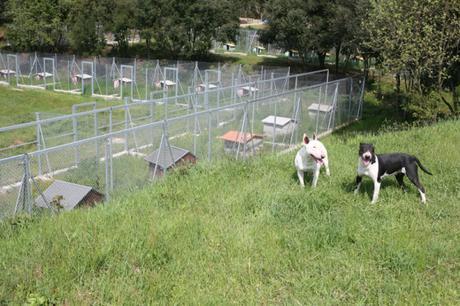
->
[0,120,459,304]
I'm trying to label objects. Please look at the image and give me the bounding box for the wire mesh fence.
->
[213,29,284,56]
[0,51,290,100]
[0,69,330,159]
[0,74,364,219]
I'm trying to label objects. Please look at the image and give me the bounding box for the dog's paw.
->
[353,189,359,195]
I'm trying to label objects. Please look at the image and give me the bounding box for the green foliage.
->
[366,0,460,116]
[4,0,239,57]
[66,0,108,55]
[401,91,452,121]
[262,0,362,69]
[0,116,459,303]
[136,0,239,58]
[6,0,69,52]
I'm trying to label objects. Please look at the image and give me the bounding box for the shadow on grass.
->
[340,174,415,202]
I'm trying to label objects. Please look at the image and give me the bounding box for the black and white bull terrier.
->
[295,133,330,187]
[354,143,432,204]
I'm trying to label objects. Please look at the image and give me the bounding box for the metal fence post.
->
[357,77,366,119]
[35,113,42,176]
[105,139,111,203]
[327,83,339,131]
[71,106,79,167]
[124,98,129,152]
[205,80,212,161]
[23,153,32,214]
[348,78,353,121]
[315,86,322,134]
[272,95,278,153]
[94,104,98,160]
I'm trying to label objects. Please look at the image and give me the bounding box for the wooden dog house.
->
[219,130,263,155]
[35,180,104,211]
[144,145,196,178]
[262,115,297,137]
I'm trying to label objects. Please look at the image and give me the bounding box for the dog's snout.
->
[321,155,325,159]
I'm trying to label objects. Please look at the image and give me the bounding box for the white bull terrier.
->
[294,133,330,187]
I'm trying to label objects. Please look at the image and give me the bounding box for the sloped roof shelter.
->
[144,146,195,171]
[35,180,103,211]
[219,130,262,144]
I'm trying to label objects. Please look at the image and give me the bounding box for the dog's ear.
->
[303,133,309,144]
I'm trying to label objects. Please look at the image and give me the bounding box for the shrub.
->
[402,91,450,121]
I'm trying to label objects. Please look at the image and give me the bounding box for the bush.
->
[402,91,450,121]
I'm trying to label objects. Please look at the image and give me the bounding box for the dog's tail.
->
[416,158,433,175]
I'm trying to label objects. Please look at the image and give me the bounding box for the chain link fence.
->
[0,69,330,159]
[0,74,364,219]
[0,51,290,101]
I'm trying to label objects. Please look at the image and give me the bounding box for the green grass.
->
[0,85,112,126]
[0,102,459,303]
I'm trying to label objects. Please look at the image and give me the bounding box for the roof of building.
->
[262,116,294,127]
[198,83,218,89]
[219,130,262,144]
[308,103,333,113]
[35,180,101,211]
[144,145,193,170]
[160,80,176,86]
[75,73,92,80]
[241,86,259,92]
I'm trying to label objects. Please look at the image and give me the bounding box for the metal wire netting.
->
[0,73,365,219]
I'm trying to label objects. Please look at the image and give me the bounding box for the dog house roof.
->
[198,83,218,89]
[219,130,262,144]
[308,103,333,113]
[160,80,176,86]
[35,180,102,211]
[144,145,192,170]
[241,86,259,92]
[262,116,293,127]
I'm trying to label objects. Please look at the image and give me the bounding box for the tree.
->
[6,0,69,52]
[237,0,267,19]
[106,0,137,56]
[67,0,109,54]
[366,0,460,114]
[262,0,340,67]
[136,0,238,58]
[0,0,8,25]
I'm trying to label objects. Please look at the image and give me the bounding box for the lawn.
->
[0,93,459,304]
[0,85,113,126]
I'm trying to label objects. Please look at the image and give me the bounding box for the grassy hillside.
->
[0,86,113,126]
[0,115,459,303]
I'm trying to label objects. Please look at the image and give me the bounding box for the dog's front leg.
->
[371,180,381,204]
[354,175,362,194]
[297,170,305,187]
[323,158,330,176]
[312,166,320,188]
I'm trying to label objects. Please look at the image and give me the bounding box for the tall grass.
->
[0,117,459,304]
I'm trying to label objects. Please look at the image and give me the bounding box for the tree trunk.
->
[146,37,151,59]
[317,52,326,68]
[363,56,369,80]
[335,43,341,73]
[451,80,459,114]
